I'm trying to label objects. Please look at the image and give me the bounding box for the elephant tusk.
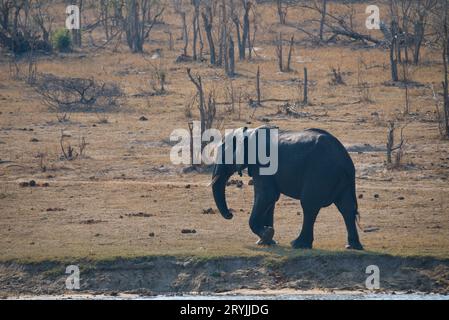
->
[208,175,220,187]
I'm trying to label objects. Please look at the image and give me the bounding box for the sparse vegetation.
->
[1,1,449,292]
[59,130,87,161]
[52,28,71,52]
[386,121,407,168]
[329,66,345,86]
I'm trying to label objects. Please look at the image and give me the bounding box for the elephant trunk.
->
[211,171,233,220]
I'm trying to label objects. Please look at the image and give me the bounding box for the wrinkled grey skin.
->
[211,127,363,250]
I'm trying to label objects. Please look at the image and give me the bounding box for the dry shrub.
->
[36,74,123,121]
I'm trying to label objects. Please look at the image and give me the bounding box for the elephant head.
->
[210,126,278,220]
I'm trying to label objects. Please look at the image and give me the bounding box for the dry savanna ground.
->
[0,1,449,264]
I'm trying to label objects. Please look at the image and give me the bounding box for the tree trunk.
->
[386,122,394,164]
[286,35,294,71]
[390,21,399,81]
[72,0,83,47]
[242,1,250,60]
[0,2,11,31]
[113,0,123,27]
[228,36,235,77]
[276,33,283,72]
[197,13,204,60]
[233,16,243,60]
[192,16,197,60]
[100,0,110,40]
[126,0,137,52]
[277,0,286,25]
[202,8,215,65]
[192,1,200,60]
[256,65,261,105]
[443,0,449,137]
[319,0,327,41]
[303,67,308,105]
[182,12,188,56]
[413,20,424,65]
[221,0,228,72]
[247,12,252,60]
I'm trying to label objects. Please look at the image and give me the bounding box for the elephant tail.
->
[341,158,363,232]
[351,176,364,231]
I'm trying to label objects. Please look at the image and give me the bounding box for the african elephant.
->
[210,126,363,250]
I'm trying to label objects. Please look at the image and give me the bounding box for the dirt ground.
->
[1,1,449,295]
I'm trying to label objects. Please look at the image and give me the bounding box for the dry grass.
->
[0,1,448,262]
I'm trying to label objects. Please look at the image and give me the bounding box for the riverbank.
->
[1,252,448,297]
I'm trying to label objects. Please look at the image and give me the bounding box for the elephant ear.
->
[235,127,250,175]
[246,125,279,177]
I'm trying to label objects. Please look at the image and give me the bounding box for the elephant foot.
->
[345,242,364,250]
[257,226,275,246]
[291,238,313,249]
[256,238,277,246]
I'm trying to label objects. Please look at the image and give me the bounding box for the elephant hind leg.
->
[335,188,364,250]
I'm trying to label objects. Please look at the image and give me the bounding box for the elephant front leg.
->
[291,205,320,249]
[250,202,276,246]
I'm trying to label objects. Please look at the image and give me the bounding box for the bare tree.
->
[275,33,294,72]
[100,0,111,40]
[256,65,261,106]
[357,57,371,103]
[319,0,327,41]
[389,20,400,81]
[303,67,308,105]
[148,58,167,95]
[230,0,242,60]
[411,0,436,65]
[186,68,217,146]
[386,0,437,66]
[0,0,52,53]
[71,0,83,47]
[276,0,287,25]
[202,4,216,65]
[112,0,125,27]
[0,0,12,32]
[436,0,449,137]
[218,0,229,69]
[167,30,174,50]
[386,121,406,168]
[418,1,449,137]
[173,0,188,56]
[228,35,235,77]
[286,35,294,72]
[275,33,283,72]
[32,0,54,45]
[125,0,164,53]
[297,1,381,45]
[399,0,413,63]
[239,0,251,60]
[402,59,411,114]
[192,0,200,60]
